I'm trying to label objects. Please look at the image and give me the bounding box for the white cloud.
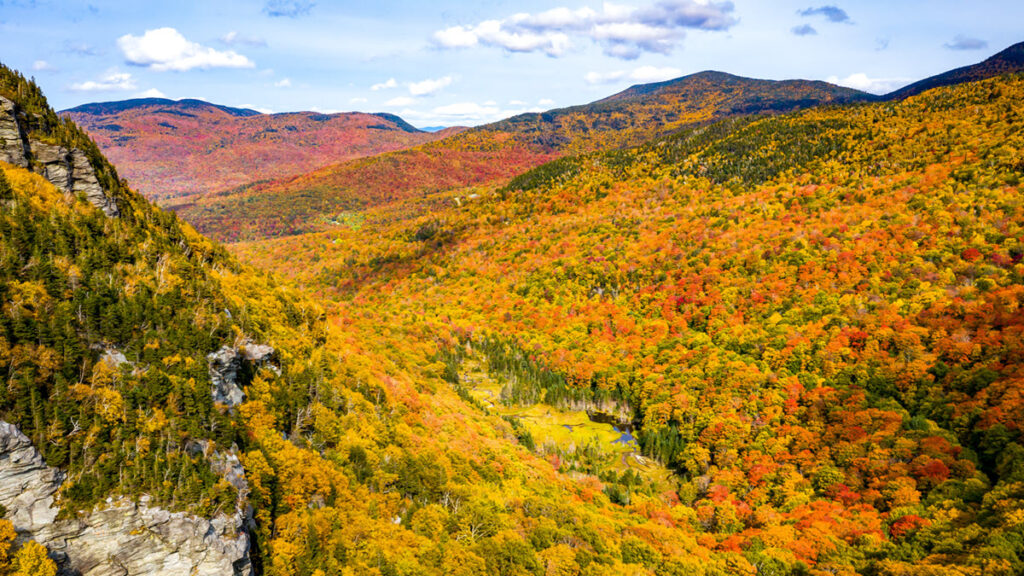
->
[32,60,55,72]
[433,26,479,48]
[515,6,599,29]
[371,78,398,91]
[432,102,501,117]
[508,99,527,106]
[585,65,681,85]
[350,97,368,104]
[826,72,912,95]
[591,22,677,56]
[386,96,416,107]
[585,70,626,84]
[237,103,273,114]
[409,76,453,96]
[69,69,138,92]
[118,28,255,71]
[538,98,555,106]
[435,21,572,57]
[221,31,267,47]
[432,1,736,59]
[135,88,166,98]
[395,100,552,126]
[274,78,292,88]
[629,65,681,82]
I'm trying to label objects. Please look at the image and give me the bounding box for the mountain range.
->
[66,43,1024,243]
[170,72,876,241]
[63,98,452,203]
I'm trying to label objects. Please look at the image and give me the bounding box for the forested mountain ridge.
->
[489,71,872,153]
[234,71,1024,575]
[176,73,871,242]
[63,97,447,204]
[66,97,263,117]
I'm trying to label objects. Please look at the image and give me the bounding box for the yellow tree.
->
[11,541,56,576]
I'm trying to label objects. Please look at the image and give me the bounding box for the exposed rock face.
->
[0,96,29,167]
[0,421,252,576]
[0,421,62,532]
[0,95,118,217]
[32,142,117,217]
[208,341,276,407]
[208,347,247,407]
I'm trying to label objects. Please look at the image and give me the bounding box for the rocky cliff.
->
[0,421,251,576]
[0,95,118,217]
[208,341,277,408]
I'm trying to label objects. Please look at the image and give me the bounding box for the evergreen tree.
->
[0,170,12,201]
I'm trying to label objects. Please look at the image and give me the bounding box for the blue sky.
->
[0,0,1020,127]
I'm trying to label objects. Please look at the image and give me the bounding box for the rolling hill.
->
[63,98,448,203]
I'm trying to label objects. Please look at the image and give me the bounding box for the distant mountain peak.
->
[598,70,870,105]
[64,97,262,118]
[370,112,422,133]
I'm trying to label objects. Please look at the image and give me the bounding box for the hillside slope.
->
[63,98,445,203]
[234,73,1024,575]
[178,73,870,242]
[1,62,793,576]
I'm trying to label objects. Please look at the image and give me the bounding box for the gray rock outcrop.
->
[98,347,129,369]
[208,341,276,407]
[0,421,63,532]
[0,96,29,167]
[0,421,252,576]
[32,142,117,217]
[0,95,118,217]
